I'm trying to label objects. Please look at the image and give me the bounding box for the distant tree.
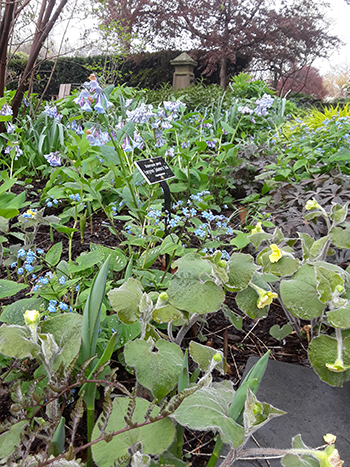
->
[99,0,340,88]
[276,65,327,100]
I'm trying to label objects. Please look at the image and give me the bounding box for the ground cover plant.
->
[0,75,347,466]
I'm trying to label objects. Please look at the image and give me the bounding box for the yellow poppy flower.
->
[305,198,321,211]
[257,290,278,309]
[269,244,283,263]
[251,222,263,235]
[325,358,350,372]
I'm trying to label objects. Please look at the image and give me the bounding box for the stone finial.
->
[170,52,197,90]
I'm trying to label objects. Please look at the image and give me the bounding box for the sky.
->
[53,0,350,76]
[314,0,350,75]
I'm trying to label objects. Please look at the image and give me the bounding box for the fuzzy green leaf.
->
[0,280,27,299]
[124,339,183,400]
[0,325,40,359]
[170,381,244,447]
[108,278,143,324]
[280,265,325,319]
[226,253,257,292]
[189,341,225,374]
[308,335,350,387]
[92,397,175,467]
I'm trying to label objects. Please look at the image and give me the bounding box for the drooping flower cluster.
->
[44,151,62,167]
[4,143,23,160]
[0,103,13,116]
[74,74,113,114]
[43,104,62,120]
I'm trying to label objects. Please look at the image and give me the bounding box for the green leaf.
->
[269,324,293,341]
[257,248,299,277]
[0,208,19,219]
[124,339,183,400]
[327,303,350,328]
[309,236,330,260]
[0,297,43,325]
[330,202,349,225]
[330,225,350,249]
[0,325,40,359]
[0,280,27,299]
[69,250,104,274]
[49,417,65,456]
[0,421,29,458]
[51,223,78,236]
[226,253,257,292]
[248,232,272,249]
[235,274,271,319]
[92,398,175,467]
[189,341,225,374]
[280,265,325,319]
[41,314,83,371]
[243,388,285,436]
[167,253,225,315]
[229,232,250,249]
[45,242,62,266]
[308,335,350,387]
[152,302,182,324]
[171,381,244,447]
[222,304,243,330]
[107,315,141,349]
[81,256,111,364]
[108,278,143,324]
[299,233,314,261]
[100,144,121,165]
[315,266,344,303]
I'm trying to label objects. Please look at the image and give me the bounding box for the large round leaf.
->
[92,397,175,467]
[280,264,325,319]
[226,253,257,292]
[124,339,183,400]
[308,335,350,387]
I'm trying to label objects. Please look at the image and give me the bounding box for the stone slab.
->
[219,357,350,466]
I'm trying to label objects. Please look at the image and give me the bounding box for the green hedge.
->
[6,50,250,99]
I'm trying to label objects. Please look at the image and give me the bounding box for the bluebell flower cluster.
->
[5,143,23,160]
[0,103,13,116]
[7,122,15,134]
[44,105,62,120]
[69,120,84,135]
[44,151,62,167]
[74,74,113,114]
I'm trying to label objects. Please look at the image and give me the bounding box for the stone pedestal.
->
[170,52,197,91]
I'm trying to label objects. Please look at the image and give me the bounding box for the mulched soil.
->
[0,180,312,466]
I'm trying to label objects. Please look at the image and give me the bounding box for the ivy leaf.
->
[124,339,183,400]
[170,381,244,447]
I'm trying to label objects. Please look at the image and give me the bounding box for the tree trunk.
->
[219,56,228,88]
[11,0,68,119]
[0,0,15,98]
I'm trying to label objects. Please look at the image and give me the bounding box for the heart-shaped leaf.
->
[124,339,183,399]
[269,324,293,341]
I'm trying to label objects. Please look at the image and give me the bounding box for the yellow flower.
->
[257,290,278,309]
[269,244,283,263]
[305,198,321,211]
[251,222,263,235]
[24,309,40,327]
[325,358,350,372]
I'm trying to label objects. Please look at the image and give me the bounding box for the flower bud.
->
[218,260,226,268]
[336,285,344,293]
[159,292,168,301]
[305,198,320,211]
[213,353,222,363]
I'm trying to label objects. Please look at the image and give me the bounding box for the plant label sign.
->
[135,157,175,185]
